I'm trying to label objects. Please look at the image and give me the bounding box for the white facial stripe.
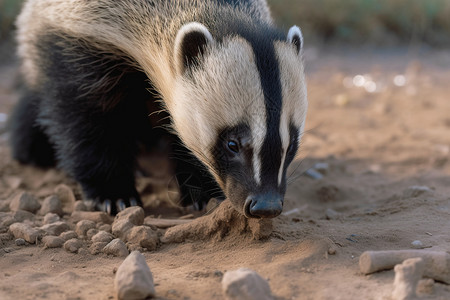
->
[278,114,290,185]
[250,106,267,185]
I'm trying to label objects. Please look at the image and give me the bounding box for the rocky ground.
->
[1,45,450,300]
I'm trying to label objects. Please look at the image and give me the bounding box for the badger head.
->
[170,22,307,218]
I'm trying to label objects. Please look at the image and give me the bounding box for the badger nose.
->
[245,193,283,218]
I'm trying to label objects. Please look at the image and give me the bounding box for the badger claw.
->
[97,199,112,215]
[116,199,127,212]
[129,197,139,207]
[92,194,142,215]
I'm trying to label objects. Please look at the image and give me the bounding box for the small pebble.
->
[86,228,99,240]
[325,208,341,220]
[314,162,329,175]
[4,176,22,190]
[111,207,146,241]
[54,184,76,214]
[64,238,83,253]
[403,186,432,198]
[115,207,145,226]
[114,251,155,300]
[304,168,323,180]
[112,219,135,240]
[90,242,109,255]
[0,213,15,228]
[71,211,112,224]
[15,238,26,246]
[411,240,424,249]
[92,231,114,243]
[9,192,41,213]
[40,221,70,236]
[73,200,88,212]
[222,268,273,300]
[9,223,42,244]
[103,238,129,257]
[97,223,112,233]
[75,220,96,237]
[78,248,88,255]
[43,213,60,225]
[42,236,65,248]
[60,231,78,241]
[11,210,35,222]
[127,226,159,251]
[0,201,10,212]
[328,247,337,255]
[39,195,63,216]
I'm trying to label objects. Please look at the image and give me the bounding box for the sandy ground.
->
[1,44,450,300]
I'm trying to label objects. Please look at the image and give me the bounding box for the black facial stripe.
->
[246,31,284,189]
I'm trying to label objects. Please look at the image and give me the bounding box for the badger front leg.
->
[32,33,151,214]
[39,95,143,215]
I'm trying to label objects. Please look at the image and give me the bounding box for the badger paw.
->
[95,196,142,215]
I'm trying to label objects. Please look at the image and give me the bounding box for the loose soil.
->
[1,45,450,300]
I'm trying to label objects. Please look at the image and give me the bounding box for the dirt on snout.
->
[1,46,450,300]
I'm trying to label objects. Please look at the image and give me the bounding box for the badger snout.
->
[244,192,283,218]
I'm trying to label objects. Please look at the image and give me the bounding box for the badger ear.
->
[174,22,213,75]
[287,26,303,54]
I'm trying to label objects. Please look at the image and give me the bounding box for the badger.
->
[10,0,308,218]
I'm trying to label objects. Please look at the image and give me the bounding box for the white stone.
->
[114,251,155,300]
[222,268,273,300]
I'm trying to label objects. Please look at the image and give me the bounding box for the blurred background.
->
[2,0,450,46]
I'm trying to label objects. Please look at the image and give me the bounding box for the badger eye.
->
[227,140,239,154]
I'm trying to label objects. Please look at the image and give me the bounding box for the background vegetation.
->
[269,0,450,46]
[1,0,450,46]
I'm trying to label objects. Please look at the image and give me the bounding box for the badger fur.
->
[11,0,308,217]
